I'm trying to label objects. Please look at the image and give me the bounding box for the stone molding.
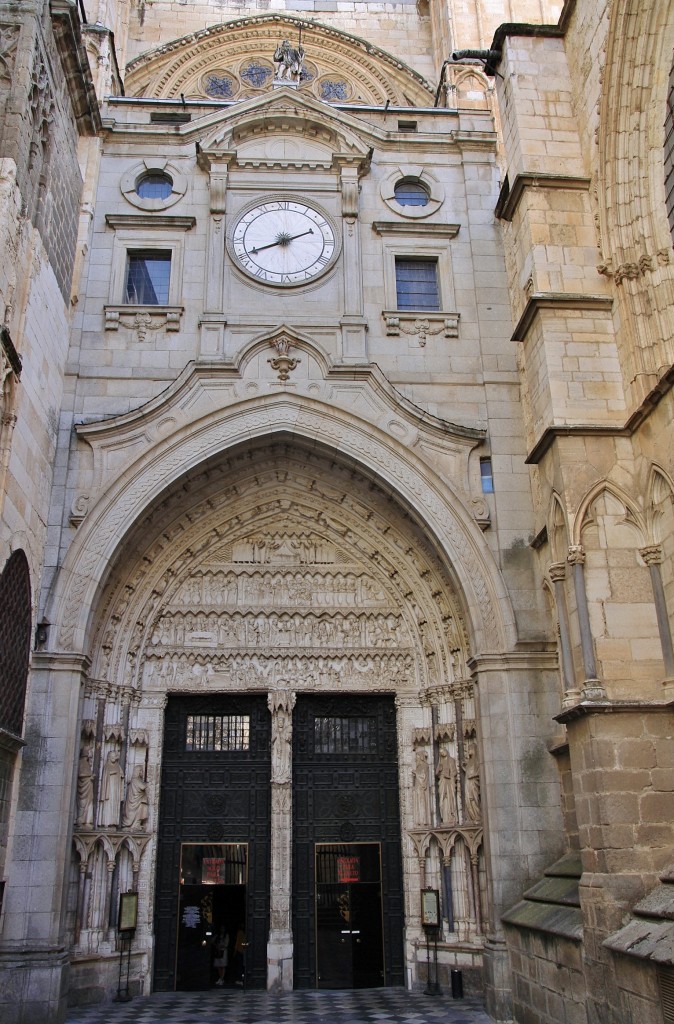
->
[50,0,101,135]
[494,172,591,222]
[555,698,674,725]
[373,221,460,238]
[383,311,460,345]
[104,214,196,231]
[103,306,184,340]
[46,385,513,657]
[510,292,613,344]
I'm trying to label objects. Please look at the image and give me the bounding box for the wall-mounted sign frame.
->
[118,891,139,934]
[421,887,440,929]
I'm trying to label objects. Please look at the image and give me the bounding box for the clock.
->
[230,199,338,286]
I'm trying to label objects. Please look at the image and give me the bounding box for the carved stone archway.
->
[64,437,492,992]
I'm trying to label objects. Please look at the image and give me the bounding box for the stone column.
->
[549,561,581,707]
[567,545,606,700]
[266,688,296,992]
[640,544,674,684]
[197,152,233,360]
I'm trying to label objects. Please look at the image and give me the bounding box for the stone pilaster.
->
[266,688,296,992]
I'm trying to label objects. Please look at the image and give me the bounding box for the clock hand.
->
[250,228,314,255]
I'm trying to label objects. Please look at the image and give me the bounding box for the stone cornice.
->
[0,727,25,754]
[510,292,613,343]
[50,0,101,135]
[373,222,460,238]
[1,326,21,378]
[104,214,196,231]
[525,425,630,466]
[555,697,674,725]
[495,172,591,222]
[523,363,674,465]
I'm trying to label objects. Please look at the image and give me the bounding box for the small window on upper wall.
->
[394,179,430,208]
[125,250,171,305]
[395,257,440,311]
[480,458,494,493]
[136,171,173,201]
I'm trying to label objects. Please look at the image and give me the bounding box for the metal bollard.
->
[450,968,463,999]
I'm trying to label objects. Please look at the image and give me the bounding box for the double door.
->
[154,693,404,990]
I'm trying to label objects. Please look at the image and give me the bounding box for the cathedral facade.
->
[0,2,673,1023]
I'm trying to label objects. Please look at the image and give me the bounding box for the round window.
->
[394,179,430,207]
[136,172,173,201]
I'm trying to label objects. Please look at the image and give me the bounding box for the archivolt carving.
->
[80,448,469,698]
[124,15,435,107]
[50,399,509,659]
[597,0,674,388]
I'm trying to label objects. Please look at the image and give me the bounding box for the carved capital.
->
[548,561,566,583]
[567,545,585,566]
[640,544,663,567]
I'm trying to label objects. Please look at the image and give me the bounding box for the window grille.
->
[314,716,376,754]
[185,715,250,752]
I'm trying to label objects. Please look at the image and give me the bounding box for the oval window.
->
[136,172,173,201]
[394,179,430,207]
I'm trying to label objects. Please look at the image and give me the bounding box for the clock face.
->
[230,200,337,286]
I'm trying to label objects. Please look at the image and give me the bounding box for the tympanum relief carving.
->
[137,528,418,694]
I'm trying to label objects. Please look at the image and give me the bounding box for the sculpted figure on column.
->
[121,765,149,830]
[272,706,292,784]
[462,741,481,822]
[413,748,431,826]
[436,747,458,824]
[99,750,124,827]
[76,747,95,828]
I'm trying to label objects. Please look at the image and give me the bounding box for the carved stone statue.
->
[273,39,305,83]
[436,747,458,824]
[121,765,149,830]
[76,747,94,828]
[412,748,431,826]
[99,749,124,827]
[463,741,481,822]
[269,688,296,784]
[272,706,292,784]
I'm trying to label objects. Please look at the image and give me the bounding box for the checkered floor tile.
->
[65,988,494,1024]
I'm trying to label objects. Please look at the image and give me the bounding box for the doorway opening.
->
[316,843,384,988]
[176,843,247,990]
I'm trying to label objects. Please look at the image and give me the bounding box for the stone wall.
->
[0,3,99,1023]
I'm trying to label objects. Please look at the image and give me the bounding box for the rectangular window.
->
[480,457,494,494]
[395,258,440,311]
[314,716,376,755]
[125,250,171,305]
[185,714,250,751]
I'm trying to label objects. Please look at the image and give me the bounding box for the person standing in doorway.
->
[212,926,229,987]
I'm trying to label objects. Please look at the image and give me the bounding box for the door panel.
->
[292,695,404,988]
[154,695,270,990]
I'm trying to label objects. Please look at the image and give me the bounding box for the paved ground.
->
[65,988,494,1024]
